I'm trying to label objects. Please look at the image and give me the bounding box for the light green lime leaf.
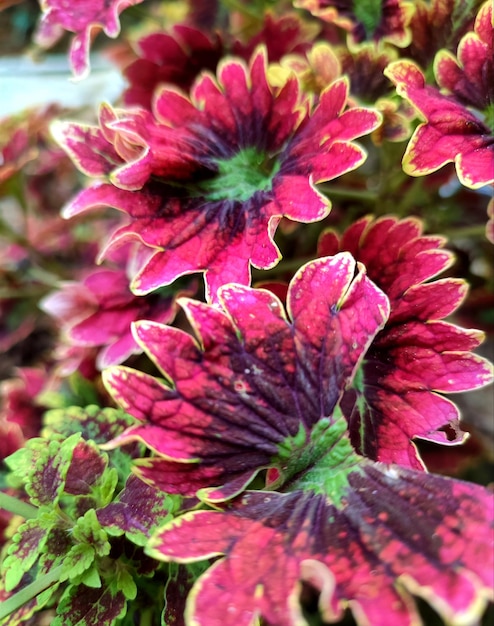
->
[61,544,96,582]
[2,519,49,592]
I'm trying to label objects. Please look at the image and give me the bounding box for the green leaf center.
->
[273,411,363,505]
[199,147,280,202]
[353,0,383,38]
[483,103,494,134]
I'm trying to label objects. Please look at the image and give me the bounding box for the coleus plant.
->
[0,406,178,626]
[0,1,493,626]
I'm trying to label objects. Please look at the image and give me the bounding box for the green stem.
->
[396,177,424,214]
[0,492,38,519]
[139,608,154,626]
[317,185,378,203]
[0,565,63,621]
[122,5,165,27]
[253,255,314,279]
[443,224,488,239]
[0,287,50,299]
[220,0,262,19]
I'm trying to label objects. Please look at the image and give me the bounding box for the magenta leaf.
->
[64,439,109,497]
[41,263,189,370]
[385,59,494,189]
[123,25,224,109]
[434,1,493,112]
[96,475,174,546]
[103,253,389,500]
[149,457,494,626]
[318,216,493,468]
[50,107,123,177]
[35,0,145,79]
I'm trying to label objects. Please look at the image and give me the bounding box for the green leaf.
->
[94,468,119,509]
[114,567,137,601]
[1,519,50,591]
[75,564,102,589]
[25,434,82,507]
[61,544,96,583]
[71,509,111,558]
[39,526,75,573]
[68,372,101,406]
[37,374,99,410]
[289,411,363,505]
[353,0,383,38]
[4,446,37,490]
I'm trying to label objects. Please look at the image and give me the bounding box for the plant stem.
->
[443,224,488,239]
[221,0,262,19]
[139,608,154,626]
[253,256,314,279]
[317,185,378,203]
[0,492,38,519]
[0,564,63,621]
[396,177,424,214]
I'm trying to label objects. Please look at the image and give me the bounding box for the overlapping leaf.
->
[96,474,175,546]
[52,583,127,626]
[123,25,224,110]
[4,435,81,508]
[318,216,493,468]
[385,59,494,188]
[2,519,51,591]
[434,1,493,112]
[104,253,389,500]
[42,406,137,445]
[404,0,484,67]
[41,264,191,369]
